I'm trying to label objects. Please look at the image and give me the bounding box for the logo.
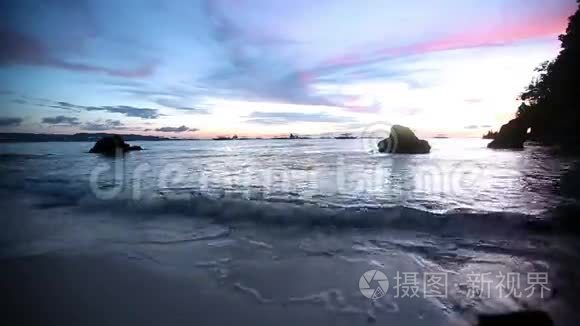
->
[359,270,389,300]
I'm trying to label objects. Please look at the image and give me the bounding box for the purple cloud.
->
[45,101,161,119]
[0,28,155,78]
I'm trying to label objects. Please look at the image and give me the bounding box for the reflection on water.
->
[0,138,577,214]
[2,139,580,325]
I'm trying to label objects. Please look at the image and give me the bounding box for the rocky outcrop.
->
[89,135,142,155]
[377,125,431,154]
[487,118,528,149]
[482,130,498,140]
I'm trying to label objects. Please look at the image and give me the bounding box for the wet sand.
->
[1,253,450,326]
[2,254,338,325]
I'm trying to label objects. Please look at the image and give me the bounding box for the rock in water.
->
[487,118,528,149]
[89,135,143,155]
[377,125,431,154]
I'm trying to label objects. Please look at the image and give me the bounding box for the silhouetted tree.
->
[515,1,580,146]
[482,130,498,140]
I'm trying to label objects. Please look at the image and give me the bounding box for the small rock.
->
[89,135,143,155]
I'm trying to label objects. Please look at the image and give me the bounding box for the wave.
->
[2,172,572,236]
[67,192,565,236]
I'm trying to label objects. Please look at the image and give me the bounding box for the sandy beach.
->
[3,251,457,326]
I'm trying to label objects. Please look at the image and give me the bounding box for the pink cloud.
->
[318,13,571,72]
[398,15,570,55]
[344,99,381,114]
[298,10,573,114]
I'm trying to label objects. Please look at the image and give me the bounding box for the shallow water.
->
[1,139,580,325]
[0,138,576,214]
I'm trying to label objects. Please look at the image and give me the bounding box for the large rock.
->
[487,118,528,149]
[89,135,142,155]
[377,125,431,154]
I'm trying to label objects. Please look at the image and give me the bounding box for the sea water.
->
[1,138,579,325]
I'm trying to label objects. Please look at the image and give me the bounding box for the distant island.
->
[273,133,310,140]
[334,133,357,139]
[212,133,312,140]
[212,135,238,140]
[0,133,175,143]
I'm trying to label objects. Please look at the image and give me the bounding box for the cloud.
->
[465,124,493,130]
[465,98,483,104]
[84,105,160,119]
[245,111,355,125]
[0,28,155,78]
[11,98,27,104]
[81,119,126,131]
[3,0,575,128]
[154,125,198,133]
[154,98,211,114]
[45,101,161,119]
[42,115,80,125]
[199,1,344,109]
[0,117,22,126]
[303,1,575,74]
[193,0,576,115]
[49,101,85,112]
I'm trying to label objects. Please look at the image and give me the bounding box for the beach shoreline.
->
[2,252,453,326]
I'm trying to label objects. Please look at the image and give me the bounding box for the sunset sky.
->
[0,0,577,138]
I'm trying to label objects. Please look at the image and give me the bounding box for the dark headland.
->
[488,1,580,151]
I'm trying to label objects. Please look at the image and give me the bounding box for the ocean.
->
[2,138,579,325]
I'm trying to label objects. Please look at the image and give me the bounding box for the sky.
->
[0,0,577,138]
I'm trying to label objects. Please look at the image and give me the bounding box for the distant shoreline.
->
[0,132,387,143]
[0,132,477,143]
